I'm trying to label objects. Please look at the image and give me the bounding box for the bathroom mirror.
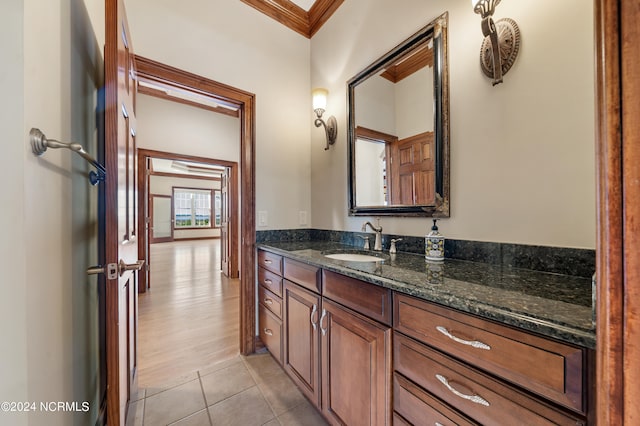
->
[347,12,449,217]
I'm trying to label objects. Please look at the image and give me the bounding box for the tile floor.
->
[126,352,328,426]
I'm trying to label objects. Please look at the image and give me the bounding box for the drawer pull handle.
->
[310,304,318,331]
[264,278,273,285]
[435,423,444,426]
[436,326,491,350]
[320,308,328,336]
[264,298,273,305]
[435,374,490,407]
[264,259,272,264]
[263,328,273,336]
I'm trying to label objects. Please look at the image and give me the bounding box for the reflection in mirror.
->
[348,12,449,217]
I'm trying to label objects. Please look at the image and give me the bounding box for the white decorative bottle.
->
[425,219,445,262]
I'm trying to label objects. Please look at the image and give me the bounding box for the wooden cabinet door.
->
[321,299,392,426]
[283,280,321,406]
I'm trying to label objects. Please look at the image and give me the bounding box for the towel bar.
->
[30,128,106,185]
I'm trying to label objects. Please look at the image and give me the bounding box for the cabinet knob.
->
[263,328,273,336]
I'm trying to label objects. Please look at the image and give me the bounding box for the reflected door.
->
[150,195,173,243]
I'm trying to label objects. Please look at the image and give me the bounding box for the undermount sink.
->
[324,253,385,262]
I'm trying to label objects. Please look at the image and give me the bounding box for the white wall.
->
[126,0,312,230]
[0,0,104,424]
[311,0,596,249]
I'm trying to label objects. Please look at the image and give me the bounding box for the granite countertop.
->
[257,241,596,349]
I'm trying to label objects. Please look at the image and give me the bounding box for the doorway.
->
[134,55,257,358]
[137,149,240,291]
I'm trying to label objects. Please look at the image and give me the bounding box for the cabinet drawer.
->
[259,305,282,363]
[258,250,283,275]
[259,285,282,319]
[394,334,584,426]
[394,373,477,426]
[258,267,283,296]
[283,258,321,293]
[323,270,392,326]
[394,294,586,413]
[392,413,411,425]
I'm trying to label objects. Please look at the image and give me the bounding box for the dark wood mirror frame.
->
[347,12,449,217]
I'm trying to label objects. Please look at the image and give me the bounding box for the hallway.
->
[138,240,240,388]
[129,240,326,425]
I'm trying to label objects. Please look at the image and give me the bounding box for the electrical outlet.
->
[299,211,308,226]
[258,211,268,227]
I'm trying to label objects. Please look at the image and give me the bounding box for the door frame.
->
[595,0,640,423]
[137,149,239,287]
[134,55,257,355]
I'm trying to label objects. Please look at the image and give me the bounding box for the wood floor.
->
[137,239,240,388]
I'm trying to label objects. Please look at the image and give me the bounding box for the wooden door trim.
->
[133,55,256,355]
[595,0,640,423]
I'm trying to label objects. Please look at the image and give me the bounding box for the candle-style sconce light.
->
[312,88,337,150]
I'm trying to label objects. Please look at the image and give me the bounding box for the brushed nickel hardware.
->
[264,259,272,264]
[263,298,273,305]
[310,304,318,331]
[356,235,370,250]
[118,259,145,277]
[264,279,273,284]
[390,238,403,254]
[436,326,491,350]
[86,263,118,280]
[435,374,490,406]
[361,218,383,251]
[319,308,328,336]
[263,328,273,336]
[29,128,106,185]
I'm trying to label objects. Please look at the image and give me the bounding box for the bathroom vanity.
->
[257,240,595,425]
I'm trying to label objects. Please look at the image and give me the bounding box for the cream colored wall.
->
[137,95,240,163]
[126,0,312,230]
[0,0,104,424]
[311,0,596,249]
[0,2,28,425]
[149,175,222,239]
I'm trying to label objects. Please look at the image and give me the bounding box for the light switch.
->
[299,211,308,226]
[258,211,268,227]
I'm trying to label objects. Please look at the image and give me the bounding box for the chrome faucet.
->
[361,219,383,251]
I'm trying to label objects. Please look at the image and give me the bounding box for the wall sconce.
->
[312,88,337,150]
[472,0,521,85]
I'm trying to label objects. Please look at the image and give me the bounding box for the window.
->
[173,188,213,228]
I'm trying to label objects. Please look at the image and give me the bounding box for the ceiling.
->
[240,0,344,38]
[151,158,225,179]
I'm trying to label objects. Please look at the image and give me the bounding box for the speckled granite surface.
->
[257,240,596,349]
